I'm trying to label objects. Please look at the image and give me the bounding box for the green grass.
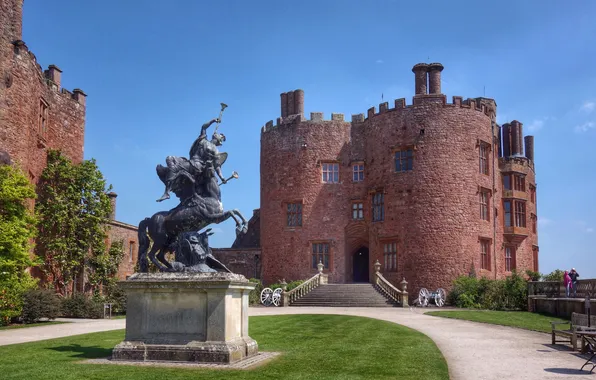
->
[0,314,448,380]
[426,310,569,333]
[0,321,67,330]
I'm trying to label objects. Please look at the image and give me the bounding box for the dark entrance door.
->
[352,248,369,283]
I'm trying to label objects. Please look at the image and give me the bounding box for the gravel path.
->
[0,307,592,379]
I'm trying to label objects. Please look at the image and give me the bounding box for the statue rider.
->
[156,118,228,202]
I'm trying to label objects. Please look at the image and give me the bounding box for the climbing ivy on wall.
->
[35,149,117,296]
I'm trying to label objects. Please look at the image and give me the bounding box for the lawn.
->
[426,310,569,333]
[0,321,67,330]
[0,314,448,380]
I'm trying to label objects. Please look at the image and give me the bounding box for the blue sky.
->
[22,0,596,277]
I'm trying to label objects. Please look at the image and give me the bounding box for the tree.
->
[87,239,125,293]
[35,150,116,296]
[543,269,565,282]
[0,163,38,325]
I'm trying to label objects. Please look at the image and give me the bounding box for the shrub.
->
[448,270,530,311]
[104,282,126,315]
[543,269,565,282]
[61,293,104,319]
[248,278,263,305]
[286,280,304,291]
[21,289,61,323]
[525,270,542,282]
[0,275,37,325]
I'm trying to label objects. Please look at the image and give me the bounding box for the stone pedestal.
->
[111,272,258,364]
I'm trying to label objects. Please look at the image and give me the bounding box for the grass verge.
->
[0,321,67,330]
[0,314,448,380]
[426,310,569,333]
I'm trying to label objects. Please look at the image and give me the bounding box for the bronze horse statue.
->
[137,160,247,272]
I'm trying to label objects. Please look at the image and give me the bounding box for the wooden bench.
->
[551,312,596,350]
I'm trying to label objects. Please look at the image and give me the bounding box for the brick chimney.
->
[45,65,62,90]
[412,63,429,95]
[524,135,534,161]
[428,63,444,94]
[107,192,117,220]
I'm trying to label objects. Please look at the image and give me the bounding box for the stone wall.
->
[0,0,86,185]
[210,248,261,280]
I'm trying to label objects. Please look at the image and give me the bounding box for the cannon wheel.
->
[418,288,430,307]
[434,288,446,307]
[272,288,283,307]
[260,287,274,306]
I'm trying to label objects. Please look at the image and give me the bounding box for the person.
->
[156,118,228,202]
[569,268,580,297]
[564,270,572,297]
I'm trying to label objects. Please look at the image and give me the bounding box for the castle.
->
[0,0,138,284]
[259,63,539,294]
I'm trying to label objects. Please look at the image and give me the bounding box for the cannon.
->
[417,287,447,307]
[260,287,283,307]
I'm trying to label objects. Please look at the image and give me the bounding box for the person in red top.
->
[564,270,572,298]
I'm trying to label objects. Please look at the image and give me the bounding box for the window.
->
[479,189,490,221]
[395,149,413,172]
[530,185,536,203]
[479,142,490,175]
[352,164,364,182]
[531,214,537,233]
[383,242,397,272]
[352,202,363,220]
[322,163,339,183]
[514,201,526,227]
[503,174,511,190]
[480,239,490,270]
[372,192,384,222]
[504,200,526,228]
[505,246,516,271]
[129,241,135,262]
[38,99,48,134]
[287,202,303,227]
[312,242,329,269]
[514,175,525,191]
[503,173,525,191]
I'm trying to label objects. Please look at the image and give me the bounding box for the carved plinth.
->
[111,272,258,364]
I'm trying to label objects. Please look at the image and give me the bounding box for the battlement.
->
[261,63,498,134]
[11,40,87,106]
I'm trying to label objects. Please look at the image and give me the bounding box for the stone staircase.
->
[289,283,400,307]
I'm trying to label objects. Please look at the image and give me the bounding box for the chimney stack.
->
[412,63,429,95]
[107,192,117,220]
[510,120,524,156]
[428,63,444,94]
[294,89,304,117]
[524,135,534,161]
[502,123,511,157]
[280,92,288,118]
[46,65,62,90]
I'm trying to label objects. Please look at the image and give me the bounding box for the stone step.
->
[288,283,400,307]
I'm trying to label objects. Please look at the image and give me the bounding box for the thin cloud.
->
[587,228,594,233]
[580,101,595,113]
[574,122,595,133]
[538,217,553,227]
[376,59,384,64]
[526,119,545,133]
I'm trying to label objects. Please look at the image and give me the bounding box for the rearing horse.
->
[137,165,247,272]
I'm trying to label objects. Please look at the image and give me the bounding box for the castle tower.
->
[259,63,539,299]
[0,0,23,44]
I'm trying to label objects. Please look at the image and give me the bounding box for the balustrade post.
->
[400,278,409,307]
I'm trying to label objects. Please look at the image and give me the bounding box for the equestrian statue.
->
[137,103,248,273]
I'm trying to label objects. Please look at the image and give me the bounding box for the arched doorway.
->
[352,247,369,283]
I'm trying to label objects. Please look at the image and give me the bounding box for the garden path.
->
[0,307,591,379]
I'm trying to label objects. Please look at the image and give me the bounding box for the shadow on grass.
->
[46,344,112,359]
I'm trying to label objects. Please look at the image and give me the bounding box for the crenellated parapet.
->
[11,40,87,106]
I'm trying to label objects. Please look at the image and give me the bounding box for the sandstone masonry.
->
[259,63,539,298]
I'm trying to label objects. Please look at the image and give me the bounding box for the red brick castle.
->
[259,63,539,295]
